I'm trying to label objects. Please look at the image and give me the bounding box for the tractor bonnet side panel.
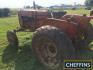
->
[18,10,35,30]
[18,10,49,31]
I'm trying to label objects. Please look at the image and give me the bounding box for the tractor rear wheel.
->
[77,23,93,50]
[86,23,93,43]
[85,23,93,50]
[7,30,18,47]
[31,25,75,70]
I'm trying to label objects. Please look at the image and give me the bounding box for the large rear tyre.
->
[85,23,93,50]
[7,30,19,47]
[86,23,93,43]
[76,23,93,50]
[31,25,76,70]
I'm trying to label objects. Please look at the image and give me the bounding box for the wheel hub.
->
[36,40,60,69]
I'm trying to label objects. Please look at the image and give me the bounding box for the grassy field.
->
[0,9,93,70]
[65,9,90,15]
[0,16,46,70]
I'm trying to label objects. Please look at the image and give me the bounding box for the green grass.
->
[65,9,90,15]
[0,9,93,70]
[0,16,46,70]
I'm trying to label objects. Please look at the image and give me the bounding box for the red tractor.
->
[7,8,93,70]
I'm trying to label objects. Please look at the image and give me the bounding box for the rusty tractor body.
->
[7,9,93,70]
[18,9,92,40]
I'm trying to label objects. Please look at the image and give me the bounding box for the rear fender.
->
[36,18,78,39]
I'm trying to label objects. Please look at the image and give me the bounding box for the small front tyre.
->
[7,30,19,47]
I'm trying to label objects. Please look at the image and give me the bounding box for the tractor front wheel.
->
[7,30,19,47]
[31,25,76,70]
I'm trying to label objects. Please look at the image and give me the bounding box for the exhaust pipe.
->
[33,1,36,9]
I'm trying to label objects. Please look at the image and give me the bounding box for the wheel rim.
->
[35,38,60,69]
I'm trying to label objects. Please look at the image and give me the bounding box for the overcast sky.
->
[0,0,85,8]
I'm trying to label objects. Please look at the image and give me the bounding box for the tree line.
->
[0,8,10,17]
[85,0,93,9]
